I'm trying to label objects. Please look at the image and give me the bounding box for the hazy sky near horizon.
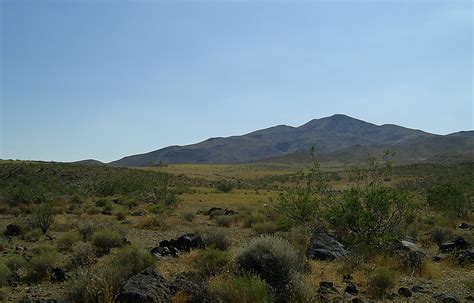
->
[1,0,472,162]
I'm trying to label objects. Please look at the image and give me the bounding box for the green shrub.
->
[235,235,305,297]
[182,211,196,222]
[242,213,266,228]
[367,268,395,298]
[5,255,27,272]
[91,229,125,253]
[148,204,165,215]
[194,247,230,276]
[57,232,82,252]
[70,242,97,268]
[430,227,453,245]
[201,229,230,251]
[113,207,128,220]
[216,181,233,193]
[209,274,271,303]
[253,222,278,235]
[68,195,82,209]
[79,221,95,241]
[24,227,43,241]
[26,245,59,282]
[0,263,12,286]
[67,246,155,302]
[94,198,108,208]
[215,215,234,227]
[427,183,472,217]
[30,203,54,233]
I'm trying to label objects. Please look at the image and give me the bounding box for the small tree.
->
[30,203,54,233]
[216,180,234,193]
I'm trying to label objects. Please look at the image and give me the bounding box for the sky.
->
[1,0,472,163]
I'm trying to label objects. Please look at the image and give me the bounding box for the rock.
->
[205,207,223,217]
[345,282,358,295]
[433,294,459,303]
[432,254,446,262]
[5,224,22,236]
[401,240,418,250]
[152,233,203,258]
[50,267,67,282]
[398,287,412,297]
[307,231,349,261]
[117,268,171,303]
[411,285,426,293]
[458,249,474,264]
[457,223,470,229]
[439,237,469,253]
[317,281,338,294]
[343,274,352,281]
[351,298,363,303]
[465,295,474,302]
[224,209,238,216]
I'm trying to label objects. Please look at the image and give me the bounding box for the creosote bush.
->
[427,183,472,217]
[0,263,12,287]
[57,232,82,252]
[70,242,97,268]
[30,203,54,233]
[24,228,43,242]
[367,267,395,298]
[26,245,59,282]
[67,246,155,303]
[5,255,27,272]
[91,229,125,253]
[431,227,453,245]
[200,229,230,251]
[235,235,306,299]
[194,247,230,276]
[182,211,196,222]
[215,215,234,227]
[209,274,271,303]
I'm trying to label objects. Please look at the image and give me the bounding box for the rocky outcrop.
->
[439,237,469,253]
[117,268,171,303]
[151,233,203,258]
[307,231,349,260]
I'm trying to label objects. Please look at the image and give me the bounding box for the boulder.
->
[117,268,171,303]
[152,233,203,258]
[151,246,180,258]
[50,267,67,282]
[5,224,22,237]
[317,281,338,294]
[307,231,349,261]
[458,249,474,264]
[457,223,470,229]
[433,294,460,303]
[439,237,469,253]
[345,282,358,295]
[398,287,412,298]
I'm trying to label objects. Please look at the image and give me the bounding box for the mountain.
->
[110,114,448,167]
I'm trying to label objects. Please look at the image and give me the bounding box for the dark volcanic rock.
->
[317,281,338,294]
[458,249,474,264]
[433,293,460,303]
[412,285,426,293]
[398,287,412,297]
[439,237,469,253]
[117,268,171,303]
[5,224,22,236]
[307,231,348,260]
[345,282,358,295]
[152,233,203,258]
[457,223,470,229]
[50,267,67,282]
[206,207,223,217]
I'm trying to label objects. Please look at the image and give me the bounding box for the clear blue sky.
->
[1,0,472,162]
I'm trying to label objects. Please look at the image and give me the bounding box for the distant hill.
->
[109,114,461,167]
[70,159,105,166]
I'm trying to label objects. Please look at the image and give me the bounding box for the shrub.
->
[24,227,43,241]
[209,274,271,303]
[70,242,97,268]
[57,232,82,252]
[68,195,82,209]
[67,246,155,302]
[5,255,27,272]
[79,221,95,241]
[201,229,230,251]
[0,263,12,286]
[8,207,21,217]
[148,204,165,215]
[427,183,472,217]
[367,268,395,298]
[253,222,278,235]
[215,215,234,227]
[242,213,266,228]
[216,181,233,193]
[26,245,59,282]
[430,227,453,245]
[235,235,305,296]
[91,229,125,253]
[94,198,108,208]
[113,207,128,220]
[30,203,54,233]
[194,247,230,276]
[182,211,196,222]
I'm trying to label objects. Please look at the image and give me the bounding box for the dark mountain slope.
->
[110,114,433,166]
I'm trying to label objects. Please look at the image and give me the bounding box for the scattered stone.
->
[117,267,171,303]
[51,267,67,282]
[458,249,474,264]
[345,282,358,295]
[5,224,22,236]
[412,285,426,293]
[433,293,460,303]
[318,281,338,294]
[433,254,446,262]
[307,230,349,261]
[398,287,412,297]
[439,237,469,253]
[151,233,203,258]
[457,223,470,229]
